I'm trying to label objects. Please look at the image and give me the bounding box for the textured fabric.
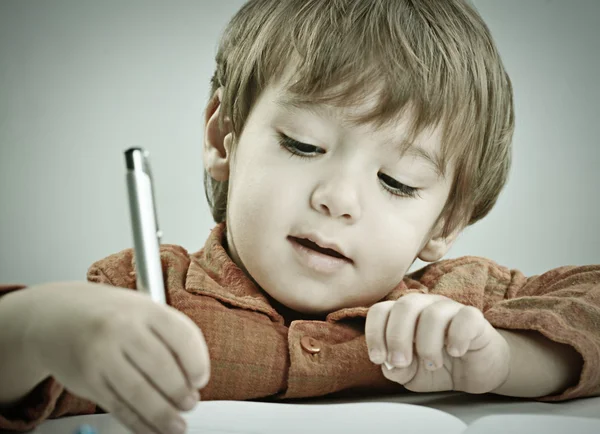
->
[1,223,599,430]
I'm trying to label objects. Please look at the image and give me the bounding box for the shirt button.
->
[300,336,321,354]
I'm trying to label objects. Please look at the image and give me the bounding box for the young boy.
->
[1,0,599,433]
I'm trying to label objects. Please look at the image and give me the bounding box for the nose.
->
[310,172,362,222]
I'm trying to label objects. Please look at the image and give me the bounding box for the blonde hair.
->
[204,0,514,238]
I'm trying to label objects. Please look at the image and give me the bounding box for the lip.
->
[288,233,353,274]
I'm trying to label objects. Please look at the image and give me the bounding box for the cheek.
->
[362,203,435,275]
[371,222,421,268]
[226,140,304,233]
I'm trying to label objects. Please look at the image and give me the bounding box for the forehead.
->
[272,77,387,123]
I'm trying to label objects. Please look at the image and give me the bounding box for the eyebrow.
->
[275,95,333,118]
[401,144,446,178]
[275,95,446,178]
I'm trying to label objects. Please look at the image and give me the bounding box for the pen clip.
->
[140,150,162,242]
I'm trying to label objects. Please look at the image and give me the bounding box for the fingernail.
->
[447,345,461,357]
[391,352,408,367]
[383,361,395,371]
[181,392,198,410]
[369,350,385,364]
[168,418,186,434]
[193,375,208,389]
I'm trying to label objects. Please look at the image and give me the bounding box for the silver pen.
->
[124,147,167,304]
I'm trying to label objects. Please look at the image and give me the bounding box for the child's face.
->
[205,83,458,314]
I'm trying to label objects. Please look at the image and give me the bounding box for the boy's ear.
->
[417,220,462,263]
[204,88,233,182]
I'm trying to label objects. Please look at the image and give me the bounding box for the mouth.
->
[288,236,353,263]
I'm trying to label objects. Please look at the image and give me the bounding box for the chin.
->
[277,294,341,315]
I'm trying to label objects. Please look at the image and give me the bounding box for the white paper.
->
[34,401,466,434]
[182,401,467,434]
[33,400,600,434]
[464,414,600,434]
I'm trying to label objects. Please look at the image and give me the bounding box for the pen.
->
[73,424,97,434]
[125,147,167,304]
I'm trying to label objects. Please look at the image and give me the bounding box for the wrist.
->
[487,328,512,393]
[492,328,581,398]
[490,329,515,395]
[16,288,52,378]
[0,289,50,405]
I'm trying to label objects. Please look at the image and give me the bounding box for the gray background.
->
[0,0,598,286]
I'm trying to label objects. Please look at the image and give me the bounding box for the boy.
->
[1,0,599,433]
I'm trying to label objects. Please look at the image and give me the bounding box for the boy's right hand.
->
[21,281,210,434]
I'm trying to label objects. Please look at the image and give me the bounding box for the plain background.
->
[0,0,598,286]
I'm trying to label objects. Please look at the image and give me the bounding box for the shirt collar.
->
[185,223,425,324]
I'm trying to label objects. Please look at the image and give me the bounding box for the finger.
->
[381,356,418,386]
[152,308,211,389]
[415,299,462,371]
[365,301,395,364]
[385,293,437,368]
[125,328,198,411]
[446,306,486,357]
[104,353,186,434]
[99,388,158,434]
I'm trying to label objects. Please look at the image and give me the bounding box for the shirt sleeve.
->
[410,256,600,401]
[0,284,27,295]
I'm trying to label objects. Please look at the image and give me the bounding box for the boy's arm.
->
[0,248,163,432]
[493,328,582,398]
[410,258,600,400]
[0,247,140,432]
[485,264,600,400]
[0,285,97,432]
[0,247,161,432]
[0,246,290,431]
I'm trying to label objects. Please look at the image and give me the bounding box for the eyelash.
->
[278,133,324,159]
[377,173,419,199]
[277,133,420,199]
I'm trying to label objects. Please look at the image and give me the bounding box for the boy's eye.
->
[278,133,418,199]
[378,172,419,198]
[278,133,325,157]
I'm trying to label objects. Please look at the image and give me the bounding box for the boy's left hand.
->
[365,293,510,394]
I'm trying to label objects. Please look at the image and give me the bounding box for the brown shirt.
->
[1,223,600,431]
